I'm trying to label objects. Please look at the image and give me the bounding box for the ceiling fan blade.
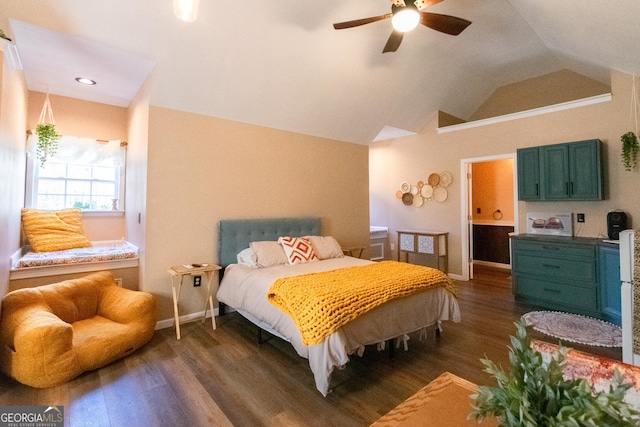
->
[419,12,471,36]
[333,13,392,30]
[383,30,404,53]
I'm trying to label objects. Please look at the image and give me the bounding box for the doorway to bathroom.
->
[460,153,519,281]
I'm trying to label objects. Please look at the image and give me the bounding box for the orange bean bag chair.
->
[0,271,156,387]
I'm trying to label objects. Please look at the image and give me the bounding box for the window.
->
[25,134,126,212]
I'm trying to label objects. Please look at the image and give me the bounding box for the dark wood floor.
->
[0,266,622,426]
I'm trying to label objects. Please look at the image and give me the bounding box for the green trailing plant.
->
[0,28,10,41]
[35,123,58,165]
[621,131,639,171]
[470,319,639,426]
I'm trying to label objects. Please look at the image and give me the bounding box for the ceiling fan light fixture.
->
[174,0,200,22]
[392,9,420,32]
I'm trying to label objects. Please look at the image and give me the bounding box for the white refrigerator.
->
[621,229,639,364]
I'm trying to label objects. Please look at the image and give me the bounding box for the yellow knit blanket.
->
[267,261,458,346]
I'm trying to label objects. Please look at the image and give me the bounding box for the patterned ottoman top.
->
[532,340,640,410]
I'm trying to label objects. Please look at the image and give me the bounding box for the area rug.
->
[523,311,622,347]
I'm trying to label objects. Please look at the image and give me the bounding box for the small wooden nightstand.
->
[167,263,221,340]
[342,246,366,258]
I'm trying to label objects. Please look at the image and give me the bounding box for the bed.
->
[216,217,461,396]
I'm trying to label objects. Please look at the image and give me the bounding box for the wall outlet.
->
[194,275,201,287]
[390,243,396,251]
[577,213,585,223]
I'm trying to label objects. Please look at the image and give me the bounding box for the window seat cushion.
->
[12,241,138,269]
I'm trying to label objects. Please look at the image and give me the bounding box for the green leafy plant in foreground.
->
[470,319,640,426]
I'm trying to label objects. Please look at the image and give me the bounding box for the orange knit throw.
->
[267,261,457,346]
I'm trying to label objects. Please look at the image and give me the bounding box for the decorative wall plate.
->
[421,184,434,199]
[433,186,448,202]
[413,195,424,207]
[402,192,413,205]
[428,173,440,186]
[400,182,410,192]
[417,180,424,188]
[396,190,403,199]
[439,171,453,187]
[410,185,419,195]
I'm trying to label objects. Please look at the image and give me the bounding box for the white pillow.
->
[249,241,288,267]
[236,247,257,267]
[278,236,319,265]
[307,235,344,260]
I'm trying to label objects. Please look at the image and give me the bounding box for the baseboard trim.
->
[156,308,220,331]
[473,260,512,270]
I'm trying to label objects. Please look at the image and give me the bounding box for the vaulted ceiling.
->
[1,0,639,144]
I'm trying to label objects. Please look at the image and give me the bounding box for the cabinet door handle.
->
[544,288,561,294]
[542,246,560,251]
[570,182,574,195]
[542,264,561,269]
[565,182,569,195]
[535,183,539,196]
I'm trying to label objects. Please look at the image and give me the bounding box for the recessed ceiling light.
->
[75,77,96,85]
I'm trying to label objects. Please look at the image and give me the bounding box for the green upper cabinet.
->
[517,139,603,201]
[541,144,570,199]
[517,147,541,200]
[567,140,603,199]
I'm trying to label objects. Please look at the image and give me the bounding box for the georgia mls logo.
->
[0,405,63,427]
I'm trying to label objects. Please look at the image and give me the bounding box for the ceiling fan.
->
[333,0,471,53]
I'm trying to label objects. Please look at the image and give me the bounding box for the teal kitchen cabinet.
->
[517,147,541,201]
[517,139,602,201]
[511,235,600,318]
[598,242,621,325]
[540,143,570,199]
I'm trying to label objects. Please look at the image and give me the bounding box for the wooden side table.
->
[342,245,366,258]
[397,230,448,273]
[167,263,221,340]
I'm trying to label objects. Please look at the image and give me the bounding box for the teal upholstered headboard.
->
[217,217,321,268]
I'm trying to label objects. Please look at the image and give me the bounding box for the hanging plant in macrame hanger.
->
[35,92,58,166]
[621,75,640,171]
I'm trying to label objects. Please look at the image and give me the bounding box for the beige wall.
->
[143,107,370,322]
[370,70,639,277]
[471,159,514,223]
[0,45,28,300]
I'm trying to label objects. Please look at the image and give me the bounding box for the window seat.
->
[9,241,139,290]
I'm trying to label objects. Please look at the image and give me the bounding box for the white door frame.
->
[459,153,519,281]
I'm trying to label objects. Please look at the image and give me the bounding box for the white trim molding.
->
[438,93,612,134]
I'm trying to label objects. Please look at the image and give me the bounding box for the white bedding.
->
[216,257,461,395]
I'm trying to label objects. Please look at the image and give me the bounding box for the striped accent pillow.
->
[21,208,92,252]
[278,236,318,265]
